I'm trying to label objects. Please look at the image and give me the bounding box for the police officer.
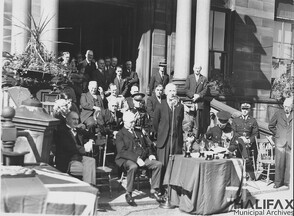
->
[231,103,259,162]
[206,110,233,148]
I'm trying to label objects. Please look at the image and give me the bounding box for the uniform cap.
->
[241,103,251,109]
[132,92,145,101]
[217,111,231,122]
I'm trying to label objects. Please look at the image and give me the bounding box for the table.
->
[163,155,243,215]
[1,164,99,215]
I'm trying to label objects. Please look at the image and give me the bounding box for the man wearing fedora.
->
[148,60,169,96]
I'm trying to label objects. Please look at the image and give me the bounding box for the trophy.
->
[184,133,195,158]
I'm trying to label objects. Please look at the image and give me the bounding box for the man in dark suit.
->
[80,81,107,131]
[115,111,163,204]
[77,50,96,92]
[91,58,108,91]
[123,85,139,111]
[153,83,184,167]
[123,61,139,97]
[55,111,96,184]
[113,66,128,96]
[107,56,118,84]
[146,84,165,139]
[268,97,293,188]
[148,61,169,96]
[184,64,208,138]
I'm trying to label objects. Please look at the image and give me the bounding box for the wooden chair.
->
[255,137,275,185]
[96,135,114,197]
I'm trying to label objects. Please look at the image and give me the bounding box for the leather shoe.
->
[149,191,164,203]
[125,193,134,205]
[273,185,280,189]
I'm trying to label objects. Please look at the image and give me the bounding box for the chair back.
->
[255,137,274,163]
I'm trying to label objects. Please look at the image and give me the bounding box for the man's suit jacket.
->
[268,110,293,148]
[80,92,106,123]
[96,109,123,137]
[184,74,208,109]
[78,59,96,82]
[149,72,169,95]
[55,125,93,172]
[91,69,108,91]
[108,66,116,84]
[146,94,165,120]
[153,99,184,153]
[115,127,154,167]
[113,77,128,96]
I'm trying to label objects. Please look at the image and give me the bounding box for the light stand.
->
[160,104,176,209]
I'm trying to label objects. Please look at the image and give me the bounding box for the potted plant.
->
[3,14,72,97]
[271,71,294,102]
[207,73,233,97]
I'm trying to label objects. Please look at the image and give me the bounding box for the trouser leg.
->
[82,156,96,184]
[123,160,138,193]
[145,158,163,190]
[284,146,291,186]
[274,147,286,187]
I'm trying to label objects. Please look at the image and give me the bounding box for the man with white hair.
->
[115,111,163,205]
[268,97,293,188]
[80,81,106,131]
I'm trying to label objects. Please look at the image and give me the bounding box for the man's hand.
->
[193,94,200,102]
[113,131,118,139]
[137,157,145,167]
[98,86,104,94]
[76,123,86,129]
[149,155,156,161]
[84,139,94,152]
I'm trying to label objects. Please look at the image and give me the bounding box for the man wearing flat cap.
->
[206,111,233,147]
[268,97,293,188]
[231,102,259,170]
[148,60,169,96]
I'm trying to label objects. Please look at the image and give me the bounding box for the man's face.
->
[97,60,105,70]
[105,58,111,66]
[86,51,93,61]
[116,67,122,76]
[67,113,79,128]
[133,100,141,108]
[241,107,249,116]
[155,86,163,97]
[88,84,97,95]
[110,86,117,96]
[130,86,139,95]
[111,58,118,67]
[284,105,292,114]
[159,66,165,74]
[126,61,132,70]
[166,86,177,101]
[193,65,202,75]
[109,103,118,113]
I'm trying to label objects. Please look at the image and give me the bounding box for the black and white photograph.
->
[1,0,293,215]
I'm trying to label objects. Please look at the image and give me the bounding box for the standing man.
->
[115,111,163,204]
[153,83,184,167]
[55,111,96,184]
[123,61,139,97]
[92,58,108,91]
[113,66,128,96]
[148,61,169,96]
[78,50,96,91]
[108,56,118,84]
[268,97,293,188]
[184,64,208,138]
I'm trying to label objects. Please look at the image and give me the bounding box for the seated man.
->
[80,81,107,131]
[107,83,125,111]
[206,110,233,148]
[115,111,163,204]
[123,85,139,111]
[55,111,96,184]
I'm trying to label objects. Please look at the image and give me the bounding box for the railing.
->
[210,98,272,137]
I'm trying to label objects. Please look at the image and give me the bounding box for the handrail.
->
[209,98,272,137]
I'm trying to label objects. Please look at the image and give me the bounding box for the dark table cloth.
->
[1,164,99,215]
[163,155,243,215]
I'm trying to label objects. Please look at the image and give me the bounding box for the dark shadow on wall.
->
[232,13,272,99]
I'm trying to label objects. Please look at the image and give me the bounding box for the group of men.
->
[54,50,293,205]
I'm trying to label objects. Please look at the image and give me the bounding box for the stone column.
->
[11,0,31,54]
[194,0,211,77]
[173,0,192,93]
[40,0,59,54]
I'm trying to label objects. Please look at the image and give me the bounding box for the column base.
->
[172,78,186,97]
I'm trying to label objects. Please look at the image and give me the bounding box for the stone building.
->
[2,0,294,123]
